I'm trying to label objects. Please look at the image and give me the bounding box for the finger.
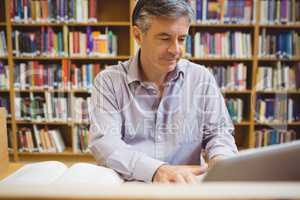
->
[183,173,198,184]
[173,174,187,184]
[190,164,208,175]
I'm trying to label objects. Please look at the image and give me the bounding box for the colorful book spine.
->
[259,29,300,58]
[0,31,7,56]
[10,0,98,23]
[73,125,90,153]
[0,62,9,89]
[70,28,117,57]
[192,0,254,24]
[194,31,252,58]
[255,129,297,148]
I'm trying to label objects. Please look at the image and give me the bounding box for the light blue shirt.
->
[89,51,238,182]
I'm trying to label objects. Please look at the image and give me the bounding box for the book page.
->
[55,163,124,186]
[0,161,67,185]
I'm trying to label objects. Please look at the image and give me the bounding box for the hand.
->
[208,155,225,168]
[152,164,207,184]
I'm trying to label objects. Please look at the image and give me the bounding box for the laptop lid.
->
[203,140,300,182]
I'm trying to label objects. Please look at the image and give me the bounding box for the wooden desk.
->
[0,182,300,200]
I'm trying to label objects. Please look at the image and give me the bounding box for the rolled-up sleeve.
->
[89,72,164,182]
[201,72,238,160]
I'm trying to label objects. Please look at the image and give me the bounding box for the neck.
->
[139,51,167,86]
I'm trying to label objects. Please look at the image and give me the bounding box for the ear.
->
[132,25,143,46]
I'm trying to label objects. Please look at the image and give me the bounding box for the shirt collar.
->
[127,49,185,85]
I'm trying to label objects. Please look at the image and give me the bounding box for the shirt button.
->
[157,135,162,142]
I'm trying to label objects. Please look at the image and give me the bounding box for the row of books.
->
[0,62,9,89]
[255,98,300,123]
[14,61,69,89]
[13,61,101,90]
[260,0,300,24]
[208,63,247,91]
[73,126,90,153]
[69,28,118,57]
[14,92,71,121]
[191,31,252,58]
[0,31,7,56]
[259,29,300,58]
[71,63,101,89]
[256,62,300,91]
[191,0,254,24]
[255,129,297,148]
[17,125,66,153]
[73,97,90,123]
[12,28,65,57]
[10,0,98,23]
[7,129,13,153]
[225,98,244,123]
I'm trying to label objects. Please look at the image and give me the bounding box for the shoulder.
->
[93,60,130,87]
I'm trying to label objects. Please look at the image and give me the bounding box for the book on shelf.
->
[260,0,300,24]
[225,98,244,123]
[0,62,9,89]
[259,29,300,59]
[0,97,10,118]
[256,62,299,91]
[14,61,70,89]
[7,128,13,153]
[255,129,297,148]
[69,27,118,57]
[17,126,66,153]
[12,27,66,57]
[14,92,71,122]
[73,125,90,153]
[73,97,91,123]
[0,31,7,56]
[0,161,123,186]
[190,0,255,24]
[10,0,98,23]
[71,63,101,89]
[193,31,252,58]
[207,63,247,91]
[256,97,300,123]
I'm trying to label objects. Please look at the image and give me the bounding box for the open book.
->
[0,161,124,186]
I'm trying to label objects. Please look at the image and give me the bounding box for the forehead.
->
[147,16,190,36]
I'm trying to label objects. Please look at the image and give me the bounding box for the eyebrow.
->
[155,33,188,38]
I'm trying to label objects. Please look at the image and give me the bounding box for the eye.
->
[178,38,186,43]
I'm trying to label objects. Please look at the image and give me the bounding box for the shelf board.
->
[0,89,9,92]
[74,122,90,125]
[258,57,300,61]
[11,21,130,27]
[12,22,63,27]
[0,56,8,59]
[67,21,130,26]
[191,23,254,28]
[72,89,92,93]
[14,88,71,93]
[190,57,253,61]
[0,22,6,26]
[259,24,300,28]
[13,56,67,60]
[255,121,300,126]
[70,55,130,60]
[18,148,92,156]
[16,120,71,125]
[234,121,251,126]
[222,90,252,94]
[256,90,300,94]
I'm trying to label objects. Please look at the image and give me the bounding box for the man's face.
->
[136,16,190,74]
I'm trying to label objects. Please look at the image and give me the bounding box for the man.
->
[89,0,238,184]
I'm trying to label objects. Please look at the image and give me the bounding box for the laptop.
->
[202,140,300,182]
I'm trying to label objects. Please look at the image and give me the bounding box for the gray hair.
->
[133,0,194,33]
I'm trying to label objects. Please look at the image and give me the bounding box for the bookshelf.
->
[1,0,299,162]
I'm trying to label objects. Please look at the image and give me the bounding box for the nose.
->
[168,40,181,56]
